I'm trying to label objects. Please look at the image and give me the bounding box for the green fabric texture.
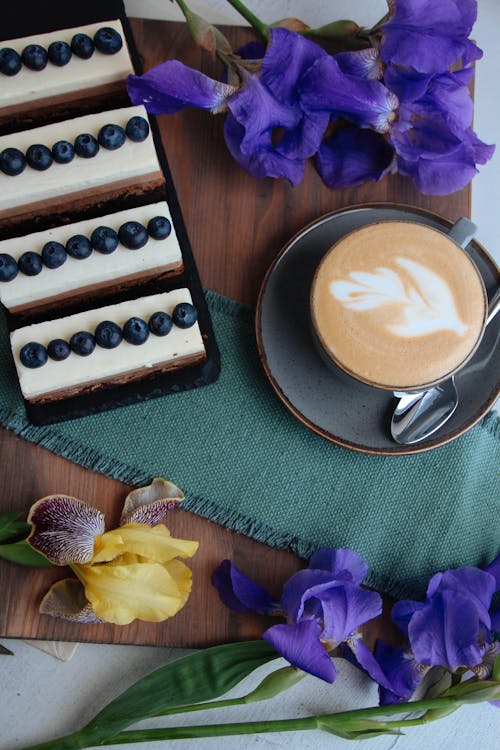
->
[1,291,498,598]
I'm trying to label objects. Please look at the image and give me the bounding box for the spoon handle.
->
[486,286,500,325]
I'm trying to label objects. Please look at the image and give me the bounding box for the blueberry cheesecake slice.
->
[0,105,164,231]
[0,20,133,132]
[0,201,182,316]
[11,290,206,404]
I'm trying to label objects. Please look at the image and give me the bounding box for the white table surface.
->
[2,2,499,749]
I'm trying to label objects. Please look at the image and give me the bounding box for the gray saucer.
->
[256,204,500,455]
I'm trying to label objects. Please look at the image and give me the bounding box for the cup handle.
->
[448,217,477,248]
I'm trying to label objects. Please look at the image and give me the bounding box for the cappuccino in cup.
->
[310,221,487,391]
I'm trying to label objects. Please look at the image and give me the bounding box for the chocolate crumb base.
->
[0,83,130,136]
[8,261,185,319]
[0,173,166,235]
[26,349,207,404]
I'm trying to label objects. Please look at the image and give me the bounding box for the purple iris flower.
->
[214,547,386,684]
[380,0,483,74]
[383,61,495,195]
[376,555,500,705]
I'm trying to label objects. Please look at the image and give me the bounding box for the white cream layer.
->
[11,289,205,399]
[0,20,133,108]
[0,201,182,310]
[0,105,162,213]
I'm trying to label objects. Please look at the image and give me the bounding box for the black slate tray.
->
[1,0,221,425]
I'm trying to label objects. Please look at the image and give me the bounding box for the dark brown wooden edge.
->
[255,201,500,456]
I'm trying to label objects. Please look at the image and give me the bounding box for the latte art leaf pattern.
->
[330,257,469,338]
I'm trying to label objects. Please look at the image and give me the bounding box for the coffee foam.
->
[311,222,487,390]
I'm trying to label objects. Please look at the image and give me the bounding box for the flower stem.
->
[101,693,488,745]
[225,0,269,41]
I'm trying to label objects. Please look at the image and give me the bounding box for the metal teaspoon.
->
[391,286,500,445]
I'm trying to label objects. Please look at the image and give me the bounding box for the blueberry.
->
[95,320,122,349]
[20,342,48,368]
[0,253,18,282]
[94,27,123,55]
[69,331,95,356]
[41,241,67,269]
[173,302,198,329]
[118,221,148,250]
[125,116,149,142]
[47,40,72,66]
[47,338,70,361]
[26,144,53,171]
[71,33,94,59]
[21,44,48,71]
[74,133,99,158]
[147,216,172,240]
[148,311,173,336]
[66,235,92,260]
[0,47,22,76]
[90,226,119,254]
[18,251,43,276]
[123,317,149,345]
[98,123,126,150]
[52,140,75,164]
[0,147,26,176]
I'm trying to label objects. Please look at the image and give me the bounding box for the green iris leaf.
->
[77,640,278,745]
[0,539,52,567]
[0,511,31,543]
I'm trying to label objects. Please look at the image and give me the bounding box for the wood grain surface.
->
[0,19,470,647]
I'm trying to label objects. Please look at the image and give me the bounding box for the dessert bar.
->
[0,20,134,132]
[0,105,164,232]
[0,201,183,316]
[11,289,207,404]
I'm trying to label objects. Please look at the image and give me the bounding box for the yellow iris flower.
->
[28,479,199,626]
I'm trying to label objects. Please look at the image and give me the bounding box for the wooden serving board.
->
[0,19,470,648]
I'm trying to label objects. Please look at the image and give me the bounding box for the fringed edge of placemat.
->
[1,400,498,600]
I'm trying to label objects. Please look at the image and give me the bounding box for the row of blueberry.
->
[0,27,123,76]
[0,216,172,282]
[0,115,149,177]
[20,302,198,369]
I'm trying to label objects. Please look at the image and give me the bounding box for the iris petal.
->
[213,559,275,613]
[223,115,306,185]
[426,567,495,630]
[317,127,394,188]
[381,0,481,73]
[92,523,198,564]
[28,495,104,565]
[76,558,192,625]
[409,590,482,670]
[300,55,398,133]
[127,60,236,114]
[320,584,383,643]
[374,640,423,704]
[263,620,336,682]
[39,578,101,623]
[261,27,327,105]
[120,477,185,526]
[308,547,370,583]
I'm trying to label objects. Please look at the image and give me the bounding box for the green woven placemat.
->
[1,291,498,598]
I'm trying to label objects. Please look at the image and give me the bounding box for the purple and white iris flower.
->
[375,554,500,705]
[127,0,494,195]
[214,547,389,685]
